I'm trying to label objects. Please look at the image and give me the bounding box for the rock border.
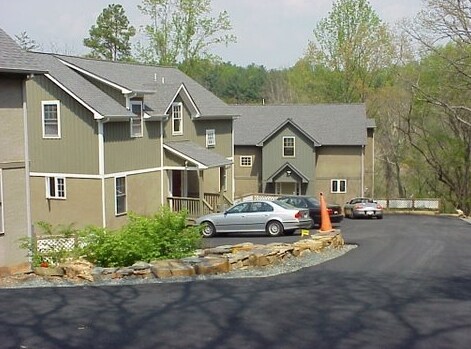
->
[33,231,345,284]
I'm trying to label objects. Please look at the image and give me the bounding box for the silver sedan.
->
[195,200,312,237]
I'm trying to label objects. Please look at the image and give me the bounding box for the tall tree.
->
[306,0,394,103]
[397,0,471,214]
[84,4,136,61]
[137,0,236,65]
[15,31,40,51]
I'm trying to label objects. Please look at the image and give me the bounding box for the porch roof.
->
[266,162,310,183]
[164,141,232,169]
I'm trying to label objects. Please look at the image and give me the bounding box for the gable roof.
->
[57,55,239,119]
[31,53,134,120]
[0,28,46,74]
[266,162,310,183]
[256,118,320,147]
[233,104,372,146]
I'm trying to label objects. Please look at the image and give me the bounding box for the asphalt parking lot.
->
[1,214,471,349]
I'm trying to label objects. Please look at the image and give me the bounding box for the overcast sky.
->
[1,0,424,69]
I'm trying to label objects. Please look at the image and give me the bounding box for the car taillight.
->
[354,204,364,209]
[295,211,303,219]
[327,208,333,215]
[376,204,383,209]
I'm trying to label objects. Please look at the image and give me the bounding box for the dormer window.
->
[172,102,183,135]
[130,101,143,137]
[206,129,216,148]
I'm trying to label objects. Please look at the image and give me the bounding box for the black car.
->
[277,195,343,227]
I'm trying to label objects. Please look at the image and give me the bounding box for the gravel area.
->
[0,244,356,289]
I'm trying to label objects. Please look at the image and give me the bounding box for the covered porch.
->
[163,141,233,219]
[264,162,310,195]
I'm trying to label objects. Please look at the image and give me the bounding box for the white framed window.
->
[0,170,3,235]
[206,129,216,148]
[115,176,127,215]
[240,156,253,167]
[42,100,61,138]
[283,136,295,157]
[130,100,143,137]
[46,177,66,199]
[331,179,347,193]
[172,102,183,135]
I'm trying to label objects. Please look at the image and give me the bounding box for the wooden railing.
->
[168,192,232,218]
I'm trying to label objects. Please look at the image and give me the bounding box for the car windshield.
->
[272,200,296,210]
[306,197,320,207]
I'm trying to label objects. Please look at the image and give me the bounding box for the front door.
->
[172,170,182,197]
[275,182,300,195]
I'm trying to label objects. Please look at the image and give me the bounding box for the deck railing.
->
[168,192,233,218]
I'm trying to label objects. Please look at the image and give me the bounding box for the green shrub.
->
[78,207,202,267]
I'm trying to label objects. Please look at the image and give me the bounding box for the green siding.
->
[262,124,315,182]
[104,121,161,173]
[26,76,99,174]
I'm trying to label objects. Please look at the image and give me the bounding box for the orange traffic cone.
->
[319,192,334,233]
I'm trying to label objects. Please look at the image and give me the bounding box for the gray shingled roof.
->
[164,141,232,169]
[57,55,238,118]
[0,28,46,74]
[233,104,372,146]
[31,53,133,119]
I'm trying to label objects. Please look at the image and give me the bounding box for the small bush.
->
[78,207,202,267]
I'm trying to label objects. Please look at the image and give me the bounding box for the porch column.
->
[198,169,204,215]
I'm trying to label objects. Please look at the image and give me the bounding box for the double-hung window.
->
[42,101,61,138]
[283,136,295,157]
[46,177,66,199]
[206,129,216,148]
[130,101,143,137]
[331,179,347,193]
[240,156,253,167]
[115,176,127,215]
[172,103,183,135]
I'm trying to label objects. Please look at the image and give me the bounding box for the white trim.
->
[282,136,295,157]
[206,129,216,148]
[22,81,32,239]
[44,74,103,120]
[331,179,347,194]
[240,155,253,167]
[166,84,201,119]
[45,176,67,199]
[171,102,183,135]
[41,100,61,138]
[114,176,127,216]
[59,59,133,95]
[163,144,208,169]
[130,100,144,138]
[160,122,165,206]
[98,121,106,227]
[31,166,165,180]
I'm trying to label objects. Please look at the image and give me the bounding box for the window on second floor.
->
[283,136,295,157]
[206,129,216,148]
[240,156,253,167]
[42,101,61,138]
[172,103,183,135]
[130,101,143,137]
[46,177,66,199]
[331,179,347,193]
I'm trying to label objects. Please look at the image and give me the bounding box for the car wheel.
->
[377,215,383,220]
[266,220,284,237]
[201,221,216,237]
[284,229,295,236]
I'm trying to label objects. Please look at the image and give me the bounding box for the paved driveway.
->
[1,215,471,349]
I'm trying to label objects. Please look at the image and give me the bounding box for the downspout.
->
[160,121,164,206]
[22,80,32,241]
[372,131,375,197]
[98,121,106,228]
[361,145,365,197]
